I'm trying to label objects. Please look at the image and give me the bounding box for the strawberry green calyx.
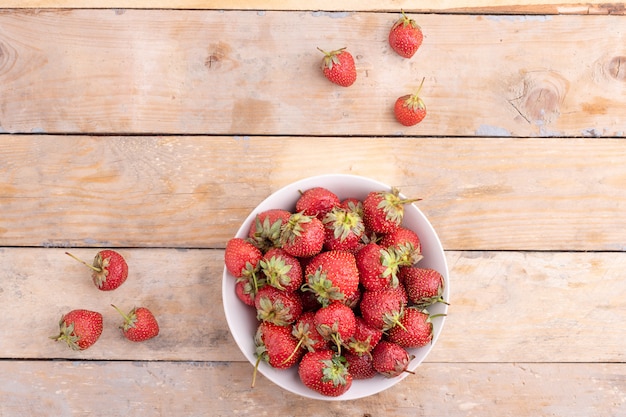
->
[321,356,350,387]
[317,47,347,71]
[259,256,293,291]
[256,297,292,327]
[379,246,404,289]
[323,207,365,242]
[280,212,313,245]
[50,319,81,351]
[394,9,419,30]
[402,77,426,112]
[111,304,138,331]
[301,266,344,306]
[376,187,421,226]
[250,216,284,251]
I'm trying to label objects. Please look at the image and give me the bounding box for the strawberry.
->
[314,301,356,354]
[394,78,427,127]
[387,307,439,348]
[296,187,340,220]
[344,351,377,380]
[345,316,383,356]
[371,340,414,378]
[235,277,261,307]
[362,187,420,234]
[298,349,352,397]
[359,287,406,332]
[318,47,357,87]
[292,311,329,353]
[380,226,423,266]
[253,321,303,387]
[388,10,423,58]
[51,309,103,351]
[65,250,128,291]
[260,248,303,292]
[248,209,292,251]
[400,266,447,308]
[280,212,325,258]
[111,305,159,342]
[255,285,303,326]
[224,237,263,279]
[302,250,360,306]
[322,206,366,252]
[355,242,403,291]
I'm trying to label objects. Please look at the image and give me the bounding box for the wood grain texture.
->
[0,11,625,136]
[1,248,624,363]
[0,0,624,14]
[0,361,624,417]
[2,136,625,251]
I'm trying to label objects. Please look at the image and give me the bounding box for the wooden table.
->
[1,1,625,415]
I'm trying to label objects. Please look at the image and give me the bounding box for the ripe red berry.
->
[394,78,427,127]
[388,10,423,58]
[111,305,159,342]
[51,309,103,350]
[318,47,357,87]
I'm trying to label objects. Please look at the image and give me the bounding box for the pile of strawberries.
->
[224,185,448,397]
[51,250,159,350]
[319,10,427,127]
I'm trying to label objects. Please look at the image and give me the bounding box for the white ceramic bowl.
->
[222,174,449,400]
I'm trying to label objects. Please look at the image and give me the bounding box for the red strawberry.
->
[255,285,303,326]
[318,47,357,87]
[51,309,103,350]
[359,288,406,332]
[280,212,325,258]
[292,311,329,353]
[394,78,427,126]
[344,351,377,380]
[248,209,292,251]
[388,10,423,58]
[355,242,403,291]
[345,316,383,356]
[298,349,353,397]
[400,267,447,308]
[253,321,303,387]
[224,237,263,279]
[111,305,159,342]
[380,226,423,266]
[302,250,360,306]
[322,206,366,252]
[371,340,414,378]
[235,277,262,307]
[296,187,340,220]
[65,250,128,291]
[314,302,356,354]
[362,187,419,234]
[387,307,438,348]
[260,248,303,292]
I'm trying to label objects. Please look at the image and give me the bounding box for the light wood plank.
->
[0,361,624,416]
[0,11,625,136]
[0,1,622,15]
[2,136,626,251]
[1,248,624,363]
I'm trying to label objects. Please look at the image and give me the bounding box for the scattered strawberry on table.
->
[65,250,129,291]
[111,305,160,342]
[394,77,428,127]
[51,309,103,351]
[224,185,448,397]
[318,47,357,87]
[388,10,424,59]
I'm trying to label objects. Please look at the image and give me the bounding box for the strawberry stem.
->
[111,304,130,322]
[65,251,102,273]
[251,354,262,388]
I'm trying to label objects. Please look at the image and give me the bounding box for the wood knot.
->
[0,39,17,77]
[607,56,626,81]
[508,70,569,126]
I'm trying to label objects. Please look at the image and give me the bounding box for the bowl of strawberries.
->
[222,174,449,400]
